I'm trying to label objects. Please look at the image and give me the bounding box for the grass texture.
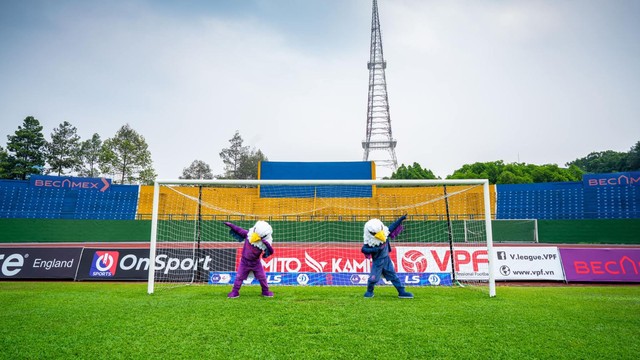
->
[1,282,639,359]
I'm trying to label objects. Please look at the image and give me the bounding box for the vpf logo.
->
[401,250,428,272]
[90,251,119,277]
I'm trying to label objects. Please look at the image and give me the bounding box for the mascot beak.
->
[374,230,387,242]
[250,232,262,244]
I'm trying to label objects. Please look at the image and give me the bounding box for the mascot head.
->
[363,218,389,247]
[248,220,273,250]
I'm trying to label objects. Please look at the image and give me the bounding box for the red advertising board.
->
[242,248,372,273]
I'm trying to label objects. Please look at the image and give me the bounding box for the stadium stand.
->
[135,184,494,221]
[1,171,639,244]
[0,181,65,219]
[0,179,139,220]
[584,186,639,219]
[497,182,584,220]
[497,171,640,220]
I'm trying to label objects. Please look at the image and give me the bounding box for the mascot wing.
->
[223,222,248,242]
[388,214,407,239]
[263,241,274,259]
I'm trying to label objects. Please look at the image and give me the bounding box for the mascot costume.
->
[361,214,414,299]
[224,220,275,298]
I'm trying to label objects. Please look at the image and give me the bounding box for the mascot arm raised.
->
[223,222,248,242]
[388,214,407,240]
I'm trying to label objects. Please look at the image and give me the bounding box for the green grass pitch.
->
[1,282,639,359]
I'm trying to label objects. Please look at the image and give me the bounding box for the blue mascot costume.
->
[361,214,413,299]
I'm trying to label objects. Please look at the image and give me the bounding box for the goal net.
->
[147,179,496,297]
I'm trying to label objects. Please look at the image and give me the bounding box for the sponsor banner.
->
[0,247,82,279]
[560,248,640,282]
[208,272,451,286]
[30,175,111,192]
[395,246,489,280]
[583,172,640,187]
[256,248,371,273]
[494,247,564,280]
[76,248,237,280]
[396,246,565,281]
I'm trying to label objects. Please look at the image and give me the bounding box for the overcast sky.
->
[1,0,638,179]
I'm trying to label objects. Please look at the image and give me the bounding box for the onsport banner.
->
[76,248,237,281]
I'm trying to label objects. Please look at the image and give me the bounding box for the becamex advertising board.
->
[560,248,640,282]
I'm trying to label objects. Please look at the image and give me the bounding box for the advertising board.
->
[0,247,82,279]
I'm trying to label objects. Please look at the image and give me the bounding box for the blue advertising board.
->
[208,272,452,286]
[30,175,112,192]
[259,161,374,198]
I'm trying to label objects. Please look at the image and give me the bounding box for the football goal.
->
[147,179,496,297]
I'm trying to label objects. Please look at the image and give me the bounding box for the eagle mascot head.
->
[247,220,273,251]
[363,218,389,247]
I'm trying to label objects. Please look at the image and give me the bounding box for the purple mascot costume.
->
[224,220,275,298]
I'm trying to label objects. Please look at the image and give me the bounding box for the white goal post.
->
[147,179,496,297]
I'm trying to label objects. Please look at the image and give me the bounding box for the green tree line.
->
[2,116,637,185]
[390,141,640,184]
[0,117,266,183]
[1,116,155,184]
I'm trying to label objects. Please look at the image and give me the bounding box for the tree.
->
[496,163,534,184]
[391,162,438,179]
[6,116,46,180]
[180,160,213,180]
[101,124,156,184]
[45,121,81,176]
[77,133,103,178]
[236,149,267,179]
[219,131,249,179]
[447,161,583,184]
[448,161,505,184]
[217,131,267,179]
[566,150,630,173]
[628,141,640,171]
[0,146,9,179]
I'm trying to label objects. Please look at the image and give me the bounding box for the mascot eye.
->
[369,231,377,236]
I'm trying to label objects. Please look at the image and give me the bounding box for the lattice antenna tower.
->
[362,0,398,176]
